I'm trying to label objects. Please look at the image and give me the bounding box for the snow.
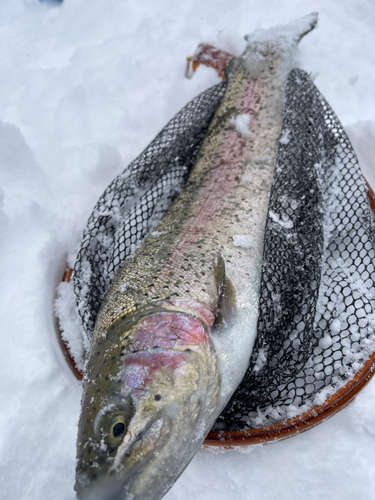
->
[244,12,318,56]
[269,209,294,229]
[1,1,375,500]
[232,234,255,248]
[55,276,87,370]
[253,347,268,373]
[230,113,255,138]
[347,120,375,190]
[279,128,291,144]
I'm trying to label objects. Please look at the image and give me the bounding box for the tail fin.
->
[244,12,318,56]
[232,13,318,79]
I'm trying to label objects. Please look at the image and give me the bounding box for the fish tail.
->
[244,12,318,50]
[228,12,318,80]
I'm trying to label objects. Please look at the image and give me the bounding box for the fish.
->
[75,12,318,500]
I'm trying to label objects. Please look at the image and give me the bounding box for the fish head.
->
[75,311,220,500]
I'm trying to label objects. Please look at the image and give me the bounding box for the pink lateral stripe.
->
[150,78,262,292]
[123,350,189,393]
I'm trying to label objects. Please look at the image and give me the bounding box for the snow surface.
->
[232,234,255,248]
[1,1,375,500]
[230,114,255,138]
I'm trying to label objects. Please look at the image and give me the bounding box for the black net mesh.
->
[73,82,226,339]
[73,68,375,432]
[215,69,375,430]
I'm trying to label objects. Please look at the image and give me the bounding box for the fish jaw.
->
[75,309,221,500]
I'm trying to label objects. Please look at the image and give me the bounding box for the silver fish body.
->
[75,13,318,500]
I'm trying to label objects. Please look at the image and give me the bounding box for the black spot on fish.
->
[154,395,161,401]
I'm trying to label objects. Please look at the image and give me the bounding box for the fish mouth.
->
[75,415,173,500]
[109,415,167,474]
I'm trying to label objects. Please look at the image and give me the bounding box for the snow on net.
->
[72,69,375,431]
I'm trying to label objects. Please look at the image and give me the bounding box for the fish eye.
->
[109,417,127,441]
[113,422,125,437]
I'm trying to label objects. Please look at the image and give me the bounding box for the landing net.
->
[72,69,375,434]
[215,69,375,431]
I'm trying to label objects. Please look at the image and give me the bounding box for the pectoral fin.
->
[215,255,236,327]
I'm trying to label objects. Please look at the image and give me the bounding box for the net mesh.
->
[215,69,375,430]
[73,68,375,431]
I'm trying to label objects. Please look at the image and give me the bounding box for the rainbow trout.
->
[75,13,318,500]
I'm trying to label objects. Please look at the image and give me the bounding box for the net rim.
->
[205,350,375,446]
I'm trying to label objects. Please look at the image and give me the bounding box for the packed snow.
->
[269,209,294,229]
[230,114,255,138]
[1,1,375,500]
[232,234,255,248]
[279,128,291,144]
